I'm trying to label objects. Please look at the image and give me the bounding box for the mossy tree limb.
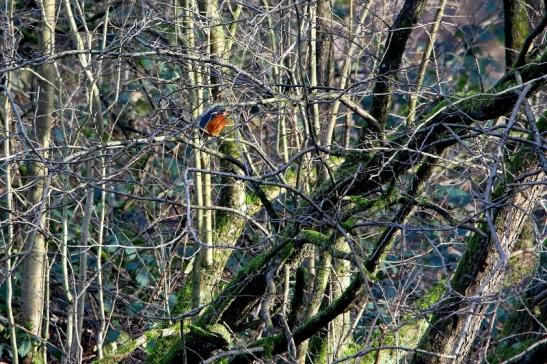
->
[413,142,545,363]
[297,247,332,363]
[229,271,366,363]
[193,138,247,305]
[489,239,547,363]
[503,0,530,67]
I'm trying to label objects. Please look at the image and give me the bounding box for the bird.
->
[198,105,230,136]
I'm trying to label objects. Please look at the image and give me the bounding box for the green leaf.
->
[126,262,139,271]
[105,328,121,344]
[136,270,149,287]
[18,338,32,357]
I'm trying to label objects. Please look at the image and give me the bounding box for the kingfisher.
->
[198,106,230,136]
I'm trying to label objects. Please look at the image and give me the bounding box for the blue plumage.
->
[199,106,226,129]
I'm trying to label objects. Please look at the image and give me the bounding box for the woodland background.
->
[0,0,546,363]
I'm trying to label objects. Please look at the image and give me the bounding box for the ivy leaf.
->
[18,338,32,357]
[136,270,149,287]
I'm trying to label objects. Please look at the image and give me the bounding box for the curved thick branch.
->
[367,0,428,130]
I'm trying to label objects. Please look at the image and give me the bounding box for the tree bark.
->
[503,0,530,68]
[20,0,56,361]
[367,0,428,130]
[413,150,545,363]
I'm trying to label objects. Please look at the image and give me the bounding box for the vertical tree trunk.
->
[193,0,224,306]
[317,238,353,362]
[1,1,19,361]
[192,0,225,307]
[503,0,530,67]
[95,7,112,358]
[327,1,371,146]
[179,0,205,309]
[407,0,448,124]
[298,249,332,363]
[62,0,107,357]
[20,0,56,358]
[198,140,247,303]
[367,0,427,130]
[208,0,226,100]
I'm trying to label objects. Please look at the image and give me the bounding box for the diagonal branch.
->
[366,0,428,132]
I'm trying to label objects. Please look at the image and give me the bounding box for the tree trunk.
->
[20,0,56,361]
[503,0,530,67]
[414,151,545,363]
[368,0,428,130]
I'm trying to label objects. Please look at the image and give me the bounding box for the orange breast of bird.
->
[205,114,228,136]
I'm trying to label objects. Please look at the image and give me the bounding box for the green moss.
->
[374,327,422,362]
[207,324,232,346]
[157,338,183,364]
[298,229,330,247]
[517,223,534,249]
[278,237,297,261]
[332,160,359,180]
[146,329,180,364]
[245,193,260,205]
[537,110,547,130]
[505,252,537,287]
[248,336,275,358]
[328,155,346,166]
[366,242,396,278]
[263,184,281,197]
[94,333,140,364]
[341,342,363,357]
[307,335,329,364]
[216,214,230,233]
[422,89,499,122]
[283,166,297,181]
[342,217,358,230]
[414,280,445,310]
[369,193,393,213]
[188,324,230,347]
[450,225,487,293]
[172,281,193,315]
[243,249,270,272]
[512,5,530,56]
[348,196,373,210]
[453,90,479,98]
[463,92,496,114]
[94,326,180,364]
[83,127,94,138]
[195,240,283,327]
[157,323,232,364]
[424,98,450,119]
